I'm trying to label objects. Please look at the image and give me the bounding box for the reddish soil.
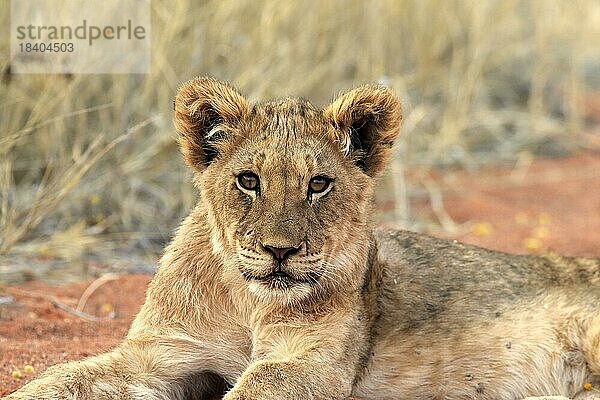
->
[408,152,600,257]
[0,275,151,395]
[1,152,599,395]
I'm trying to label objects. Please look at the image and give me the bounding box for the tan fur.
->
[5,77,600,400]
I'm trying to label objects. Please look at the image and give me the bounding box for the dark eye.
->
[308,176,331,194]
[237,172,260,191]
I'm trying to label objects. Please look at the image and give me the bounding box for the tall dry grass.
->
[0,0,599,260]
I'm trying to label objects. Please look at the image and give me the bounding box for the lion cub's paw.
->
[3,383,72,400]
[3,364,95,400]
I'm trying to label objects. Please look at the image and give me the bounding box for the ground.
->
[1,152,599,395]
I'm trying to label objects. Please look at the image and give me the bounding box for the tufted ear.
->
[323,84,402,177]
[174,77,251,172]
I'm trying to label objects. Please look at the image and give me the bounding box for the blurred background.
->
[1,0,599,283]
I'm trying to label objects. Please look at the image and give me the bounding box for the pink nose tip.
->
[263,245,300,262]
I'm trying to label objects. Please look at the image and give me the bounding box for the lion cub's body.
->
[359,230,600,399]
[6,78,600,400]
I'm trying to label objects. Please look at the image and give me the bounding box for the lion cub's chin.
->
[247,279,314,305]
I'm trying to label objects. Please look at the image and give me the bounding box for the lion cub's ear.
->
[174,77,250,172]
[324,85,402,177]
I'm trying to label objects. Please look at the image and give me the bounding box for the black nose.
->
[263,244,301,262]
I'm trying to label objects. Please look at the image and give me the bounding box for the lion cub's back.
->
[374,228,552,316]
[374,228,600,319]
[374,228,600,331]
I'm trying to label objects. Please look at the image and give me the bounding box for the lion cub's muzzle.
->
[238,242,321,288]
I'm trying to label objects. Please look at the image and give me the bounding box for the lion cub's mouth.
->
[240,267,319,288]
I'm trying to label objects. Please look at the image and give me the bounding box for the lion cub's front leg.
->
[4,335,220,400]
[225,359,351,400]
[4,347,136,400]
[224,308,362,400]
[4,353,112,400]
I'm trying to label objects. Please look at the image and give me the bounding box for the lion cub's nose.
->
[262,244,301,262]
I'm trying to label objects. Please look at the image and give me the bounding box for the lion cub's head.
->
[174,78,401,305]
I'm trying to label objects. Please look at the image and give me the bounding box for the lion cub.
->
[5,78,600,400]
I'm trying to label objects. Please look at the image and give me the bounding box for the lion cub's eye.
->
[308,176,331,194]
[237,172,260,191]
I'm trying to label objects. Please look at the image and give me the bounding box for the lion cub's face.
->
[174,78,401,305]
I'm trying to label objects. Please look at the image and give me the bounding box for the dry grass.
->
[0,0,599,260]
